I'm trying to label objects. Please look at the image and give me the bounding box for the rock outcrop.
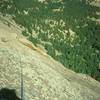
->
[0,15,100,100]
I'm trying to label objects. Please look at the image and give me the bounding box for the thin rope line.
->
[20,63,24,100]
[17,49,24,100]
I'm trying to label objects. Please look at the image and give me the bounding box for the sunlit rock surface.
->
[0,15,100,100]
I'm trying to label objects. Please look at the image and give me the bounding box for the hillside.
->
[0,0,100,81]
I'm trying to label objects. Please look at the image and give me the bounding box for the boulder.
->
[0,15,100,100]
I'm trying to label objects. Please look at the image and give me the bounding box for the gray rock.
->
[0,16,100,100]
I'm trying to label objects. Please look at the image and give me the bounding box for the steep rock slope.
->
[0,16,100,100]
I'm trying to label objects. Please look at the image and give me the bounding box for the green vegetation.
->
[0,0,100,81]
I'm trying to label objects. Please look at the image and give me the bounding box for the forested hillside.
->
[0,0,100,81]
